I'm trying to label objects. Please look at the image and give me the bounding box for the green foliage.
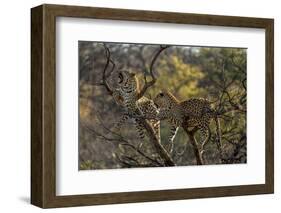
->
[149,55,205,99]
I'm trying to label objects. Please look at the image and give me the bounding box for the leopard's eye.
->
[159,92,164,97]
[118,73,123,83]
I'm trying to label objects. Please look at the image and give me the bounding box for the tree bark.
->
[139,117,176,166]
[182,126,204,165]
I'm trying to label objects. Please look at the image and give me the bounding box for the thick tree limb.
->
[135,107,175,166]
[182,126,204,165]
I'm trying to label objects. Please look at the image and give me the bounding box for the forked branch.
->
[137,45,169,99]
[101,44,115,95]
[136,113,175,166]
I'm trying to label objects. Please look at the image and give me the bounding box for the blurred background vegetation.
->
[79,41,247,170]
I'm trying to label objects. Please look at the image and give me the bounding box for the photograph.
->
[78,41,247,170]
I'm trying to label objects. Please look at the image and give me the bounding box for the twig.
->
[119,143,163,166]
[80,121,128,144]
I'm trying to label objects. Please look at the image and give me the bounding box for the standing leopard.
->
[153,91,221,152]
[112,70,160,140]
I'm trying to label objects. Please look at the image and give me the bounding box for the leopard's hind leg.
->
[198,124,211,148]
[197,114,211,150]
[134,118,146,139]
[167,123,179,153]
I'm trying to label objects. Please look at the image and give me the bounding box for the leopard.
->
[153,90,222,153]
[112,70,160,140]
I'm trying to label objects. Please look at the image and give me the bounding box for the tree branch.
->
[119,143,163,166]
[137,46,169,99]
[81,106,165,167]
[136,112,176,166]
[182,126,204,165]
[102,44,114,95]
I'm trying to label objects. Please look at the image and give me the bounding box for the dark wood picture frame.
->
[31,4,274,208]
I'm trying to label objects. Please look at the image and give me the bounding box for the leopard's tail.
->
[203,106,222,154]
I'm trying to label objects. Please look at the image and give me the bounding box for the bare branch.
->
[119,143,163,166]
[137,46,169,99]
[81,111,163,168]
[80,121,127,144]
[116,154,137,167]
[102,44,114,95]
[116,154,161,168]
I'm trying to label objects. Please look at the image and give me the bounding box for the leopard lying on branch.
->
[153,91,222,153]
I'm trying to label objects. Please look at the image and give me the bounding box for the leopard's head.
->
[154,90,179,109]
[117,70,138,92]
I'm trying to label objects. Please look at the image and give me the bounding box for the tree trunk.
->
[183,126,204,165]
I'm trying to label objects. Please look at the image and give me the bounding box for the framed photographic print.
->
[31,4,274,208]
